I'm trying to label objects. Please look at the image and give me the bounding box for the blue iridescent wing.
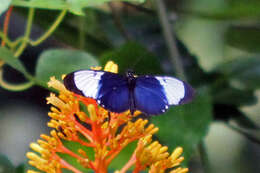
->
[134,75,194,115]
[96,72,130,113]
[64,70,130,113]
[134,76,168,115]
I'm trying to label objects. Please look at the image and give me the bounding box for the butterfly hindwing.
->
[134,76,169,115]
[64,70,130,113]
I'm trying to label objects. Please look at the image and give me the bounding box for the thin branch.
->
[29,9,67,46]
[14,8,35,58]
[123,2,155,14]
[1,6,13,47]
[154,0,186,80]
[108,2,131,41]
[227,123,260,145]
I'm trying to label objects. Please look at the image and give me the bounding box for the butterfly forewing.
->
[64,70,130,113]
[96,72,130,113]
[64,70,104,98]
[155,76,193,105]
[134,75,194,115]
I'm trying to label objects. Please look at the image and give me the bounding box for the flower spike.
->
[27,61,188,173]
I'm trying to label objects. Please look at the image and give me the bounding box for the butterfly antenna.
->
[129,57,142,71]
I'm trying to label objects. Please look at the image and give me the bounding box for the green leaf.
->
[12,0,67,11]
[15,164,25,173]
[0,154,15,173]
[99,13,160,47]
[100,41,163,75]
[35,49,99,84]
[64,9,112,54]
[175,17,227,71]
[0,0,11,16]
[0,47,29,76]
[109,141,137,170]
[226,26,260,53]
[12,0,146,15]
[213,87,257,106]
[151,87,213,163]
[179,0,260,19]
[220,56,260,89]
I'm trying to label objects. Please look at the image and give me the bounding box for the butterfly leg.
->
[103,112,111,124]
[108,112,111,123]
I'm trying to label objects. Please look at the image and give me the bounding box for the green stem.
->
[198,141,211,173]
[0,31,12,47]
[0,69,34,91]
[29,9,67,46]
[14,8,35,58]
[10,37,24,49]
[154,0,186,80]
[0,32,24,49]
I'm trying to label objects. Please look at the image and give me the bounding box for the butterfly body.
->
[64,70,194,115]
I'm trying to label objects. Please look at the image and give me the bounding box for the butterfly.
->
[63,70,194,115]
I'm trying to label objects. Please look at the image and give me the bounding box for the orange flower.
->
[26,61,188,173]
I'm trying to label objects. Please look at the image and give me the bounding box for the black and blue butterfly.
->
[63,70,194,115]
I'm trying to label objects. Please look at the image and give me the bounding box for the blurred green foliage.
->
[36,49,99,84]
[0,0,11,16]
[0,0,260,172]
[152,87,213,165]
[100,41,163,74]
[12,0,145,15]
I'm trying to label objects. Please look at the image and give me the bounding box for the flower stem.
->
[154,0,186,80]
[96,158,107,173]
[59,157,83,173]
[60,145,87,162]
[74,117,94,142]
[29,9,67,46]
[14,8,35,58]
[119,153,136,173]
